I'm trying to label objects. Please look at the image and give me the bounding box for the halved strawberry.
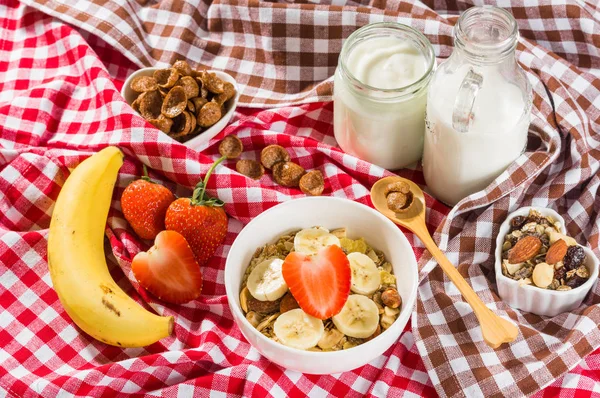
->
[282,245,351,320]
[132,230,202,304]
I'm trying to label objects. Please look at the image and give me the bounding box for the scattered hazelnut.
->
[246,295,281,313]
[272,161,305,187]
[279,292,300,314]
[236,159,264,180]
[381,288,402,309]
[299,170,325,196]
[260,145,290,169]
[219,135,243,159]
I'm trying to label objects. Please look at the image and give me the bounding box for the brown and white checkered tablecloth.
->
[13,0,600,396]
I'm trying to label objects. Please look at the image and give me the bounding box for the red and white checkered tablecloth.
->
[1,1,600,397]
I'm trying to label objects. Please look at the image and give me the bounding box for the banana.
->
[332,295,379,338]
[247,258,287,301]
[294,227,341,255]
[48,147,173,348]
[347,252,381,295]
[273,308,324,350]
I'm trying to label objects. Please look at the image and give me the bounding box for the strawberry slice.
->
[282,245,351,320]
[132,230,202,304]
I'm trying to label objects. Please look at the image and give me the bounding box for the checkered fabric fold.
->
[1,0,600,397]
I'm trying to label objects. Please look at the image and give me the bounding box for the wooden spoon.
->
[371,176,518,349]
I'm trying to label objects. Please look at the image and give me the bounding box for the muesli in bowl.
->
[239,227,402,352]
[500,209,590,290]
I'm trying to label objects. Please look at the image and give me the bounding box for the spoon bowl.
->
[371,176,519,349]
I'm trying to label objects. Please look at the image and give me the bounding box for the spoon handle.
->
[414,225,519,348]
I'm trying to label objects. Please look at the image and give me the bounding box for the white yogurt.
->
[333,24,435,170]
[422,64,529,205]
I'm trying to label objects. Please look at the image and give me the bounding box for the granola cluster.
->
[240,229,401,351]
[501,209,589,290]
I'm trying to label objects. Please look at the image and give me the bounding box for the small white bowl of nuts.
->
[495,207,599,317]
[122,60,239,150]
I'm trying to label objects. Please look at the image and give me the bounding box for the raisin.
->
[510,216,527,231]
[554,267,565,281]
[564,246,585,270]
[566,275,585,289]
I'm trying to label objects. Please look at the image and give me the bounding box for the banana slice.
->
[294,227,341,255]
[247,258,288,301]
[348,252,381,295]
[273,308,324,350]
[332,295,379,338]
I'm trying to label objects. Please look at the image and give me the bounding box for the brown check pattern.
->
[20,0,600,396]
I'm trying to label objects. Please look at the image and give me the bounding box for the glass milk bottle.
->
[422,6,531,206]
[334,23,436,170]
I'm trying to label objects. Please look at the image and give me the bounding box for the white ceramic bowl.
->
[495,206,599,317]
[121,67,239,150]
[224,197,419,374]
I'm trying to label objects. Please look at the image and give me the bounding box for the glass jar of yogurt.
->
[333,23,436,170]
[422,6,532,206]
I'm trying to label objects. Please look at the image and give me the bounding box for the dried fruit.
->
[545,239,567,265]
[130,75,158,92]
[154,68,179,88]
[279,292,300,314]
[138,90,163,120]
[197,102,222,127]
[161,86,187,118]
[508,236,542,264]
[510,215,527,231]
[272,161,305,187]
[532,262,554,288]
[176,76,200,99]
[564,245,585,270]
[173,60,193,77]
[247,295,281,314]
[218,135,243,159]
[381,288,402,309]
[299,170,324,196]
[236,159,264,180]
[260,145,290,169]
[566,275,586,288]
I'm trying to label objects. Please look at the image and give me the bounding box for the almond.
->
[545,239,567,265]
[508,236,542,264]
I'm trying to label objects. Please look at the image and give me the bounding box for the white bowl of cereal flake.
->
[495,206,599,317]
[224,197,419,374]
[122,66,239,151]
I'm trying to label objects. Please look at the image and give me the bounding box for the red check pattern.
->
[1,1,600,398]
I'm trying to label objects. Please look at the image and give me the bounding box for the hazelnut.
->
[218,135,243,159]
[246,295,280,313]
[381,288,402,309]
[236,159,264,180]
[279,292,300,313]
[272,161,305,187]
[261,145,290,169]
[299,170,324,196]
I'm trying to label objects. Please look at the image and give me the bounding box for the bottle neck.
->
[453,5,519,66]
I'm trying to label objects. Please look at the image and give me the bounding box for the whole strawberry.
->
[121,165,175,240]
[165,154,229,266]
